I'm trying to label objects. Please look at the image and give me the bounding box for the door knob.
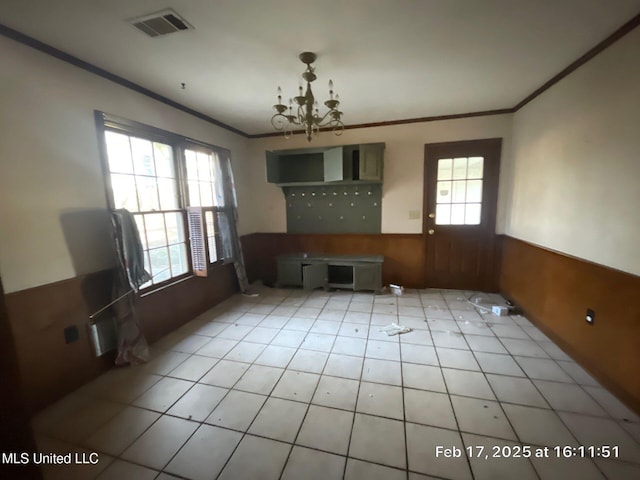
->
[428,212,435,219]
[428,229,435,235]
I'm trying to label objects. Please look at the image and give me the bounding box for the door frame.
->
[422,138,502,291]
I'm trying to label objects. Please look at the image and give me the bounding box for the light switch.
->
[408,210,420,219]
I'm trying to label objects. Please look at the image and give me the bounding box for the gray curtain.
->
[216,153,251,293]
[111,209,151,365]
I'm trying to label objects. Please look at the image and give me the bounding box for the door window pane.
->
[466,180,483,203]
[437,181,452,203]
[465,203,481,225]
[434,156,484,226]
[452,180,466,203]
[467,157,483,179]
[435,204,451,225]
[451,204,465,225]
[437,159,452,180]
[452,157,467,179]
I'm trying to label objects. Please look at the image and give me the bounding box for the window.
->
[435,156,484,225]
[97,112,235,290]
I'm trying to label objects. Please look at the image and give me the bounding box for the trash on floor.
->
[389,284,405,296]
[378,322,412,336]
[491,305,509,316]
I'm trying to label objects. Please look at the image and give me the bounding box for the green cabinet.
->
[276,254,384,292]
[266,143,384,185]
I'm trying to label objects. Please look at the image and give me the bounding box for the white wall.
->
[504,27,640,276]
[0,36,249,293]
[245,115,513,234]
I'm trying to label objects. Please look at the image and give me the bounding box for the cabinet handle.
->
[428,229,435,235]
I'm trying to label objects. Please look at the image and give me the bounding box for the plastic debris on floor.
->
[378,322,412,336]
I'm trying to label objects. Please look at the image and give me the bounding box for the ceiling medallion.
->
[271,52,344,142]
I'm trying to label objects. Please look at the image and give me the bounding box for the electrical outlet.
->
[64,325,79,343]
[585,308,595,325]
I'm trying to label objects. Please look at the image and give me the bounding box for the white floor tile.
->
[349,413,406,468]
[296,405,354,455]
[362,358,402,385]
[559,412,640,463]
[486,374,549,407]
[356,382,404,419]
[312,375,360,410]
[405,423,472,479]
[450,395,517,440]
[281,446,345,480]
[442,368,495,400]
[167,354,218,381]
[404,388,457,429]
[475,352,525,377]
[218,434,291,480]
[205,390,266,431]
[288,349,329,373]
[233,364,283,395]
[271,370,320,402]
[248,397,308,442]
[165,425,242,480]
[402,363,447,392]
[121,415,198,470]
[83,406,159,456]
[132,377,193,413]
[436,347,480,370]
[502,403,577,447]
[533,380,607,416]
[345,458,406,480]
[167,383,227,421]
[324,353,364,380]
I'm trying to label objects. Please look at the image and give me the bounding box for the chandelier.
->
[271,52,344,142]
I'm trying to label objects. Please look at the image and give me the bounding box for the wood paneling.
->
[500,236,640,414]
[4,263,238,414]
[0,276,42,478]
[241,233,425,288]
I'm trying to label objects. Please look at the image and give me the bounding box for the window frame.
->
[95,111,233,293]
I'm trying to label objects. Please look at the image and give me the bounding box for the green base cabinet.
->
[276,254,384,292]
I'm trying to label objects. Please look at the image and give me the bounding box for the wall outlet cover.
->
[64,325,79,344]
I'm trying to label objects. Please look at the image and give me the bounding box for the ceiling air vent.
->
[129,9,193,37]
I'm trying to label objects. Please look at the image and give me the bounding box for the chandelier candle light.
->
[271,52,344,142]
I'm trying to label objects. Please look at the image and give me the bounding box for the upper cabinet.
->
[266,142,384,185]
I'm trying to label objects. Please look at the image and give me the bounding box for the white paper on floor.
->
[378,323,412,336]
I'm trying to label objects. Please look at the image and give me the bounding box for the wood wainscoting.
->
[500,236,640,414]
[241,233,426,289]
[4,263,238,415]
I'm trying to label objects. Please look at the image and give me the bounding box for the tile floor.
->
[31,286,640,479]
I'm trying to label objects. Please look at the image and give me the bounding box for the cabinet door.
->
[353,263,382,291]
[359,143,384,181]
[303,263,328,290]
[277,259,302,286]
[266,151,281,183]
[323,147,344,182]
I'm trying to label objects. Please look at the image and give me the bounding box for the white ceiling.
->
[1,0,639,135]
